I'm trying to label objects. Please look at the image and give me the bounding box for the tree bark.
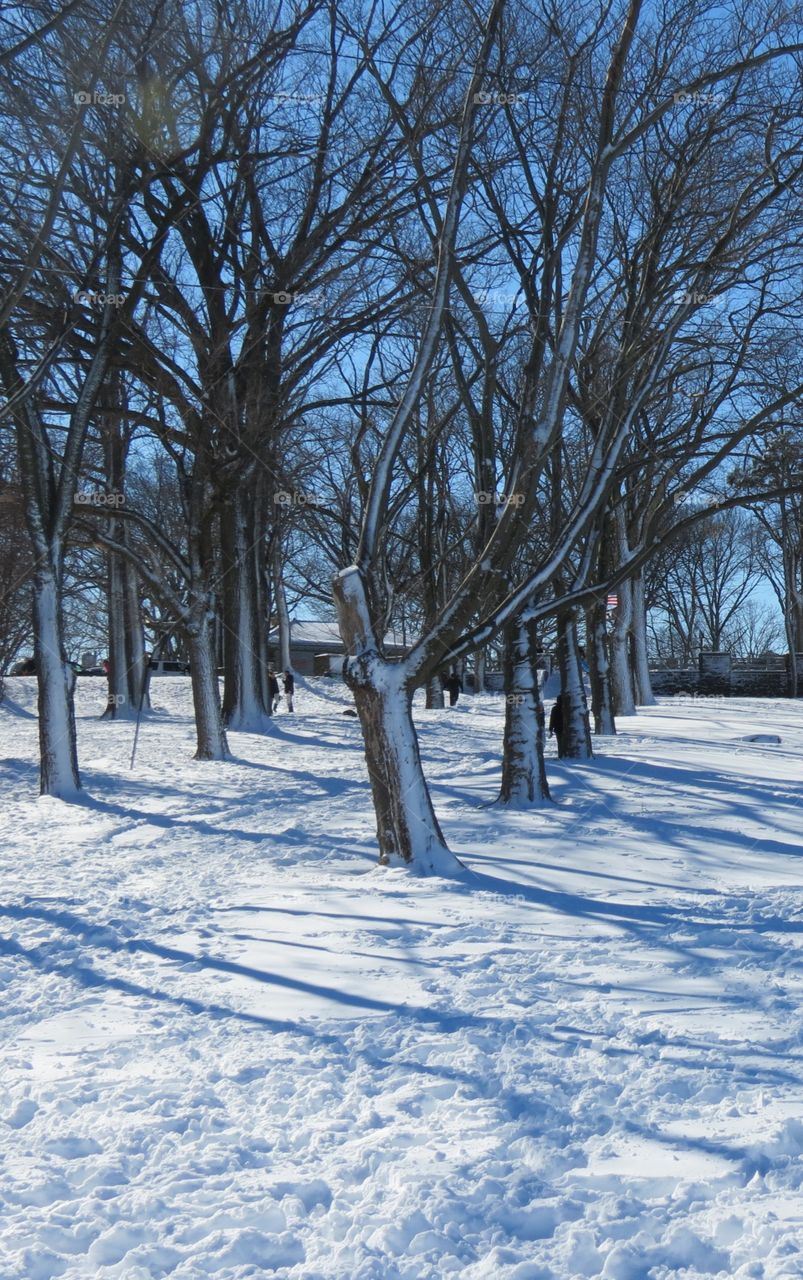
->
[425,675,445,709]
[103,542,132,717]
[610,575,637,716]
[556,611,593,759]
[33,570,80,796]
[272,538,292,683]
[499,615,550,804]
[334,567,461,872]
[587,603,616,735]
[123,558,149,710]
[631,570,656,705]
[187,605,229,760]
[474,647,486,694]
[221,487,270,730]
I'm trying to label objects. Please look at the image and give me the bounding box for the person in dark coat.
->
[444,671,461,707]
[268,671,280,713]
[549,692,566,757]
[283,669,295,712]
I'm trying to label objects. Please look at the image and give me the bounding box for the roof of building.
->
[268,619,408,653]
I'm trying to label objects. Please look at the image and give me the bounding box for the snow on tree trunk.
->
[587,604,616,735]
[631,571,656,706]
[499,616,550,805]
[610,576,636,716]
[221,491,270,731]
[33,571,80,797]
[334,567,462,874]
[556,611,593,759]
[425,675,444,709]
[187,611,229,760]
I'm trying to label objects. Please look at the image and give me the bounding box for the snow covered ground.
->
[1,677,801,1280]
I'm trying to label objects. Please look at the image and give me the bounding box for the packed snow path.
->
[1,678,802,1279]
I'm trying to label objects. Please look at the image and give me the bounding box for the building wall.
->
[650,666,794,698]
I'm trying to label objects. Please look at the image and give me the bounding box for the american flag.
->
[606,593,618,609]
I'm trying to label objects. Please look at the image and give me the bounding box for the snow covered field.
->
[1,677,802,1280]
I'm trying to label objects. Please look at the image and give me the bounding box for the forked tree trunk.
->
[631,571,656,705]
[587,603,616,735]
[610,576,636,716]
[33,571,80,797]
[221,489,271,731]
[556,611,593,759]
[334,567,462,873]
[499,615,550,804]
[187,609,229,760]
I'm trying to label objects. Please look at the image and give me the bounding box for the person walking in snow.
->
[283,669,295,712]
[549,692,566,757]
[444,670,461,707]
[268,671,280,713]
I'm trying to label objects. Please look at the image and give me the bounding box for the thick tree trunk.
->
[425,675,444,709]
[33,571,80,797]
[631,571,656,705]
[334,567,461,873]
[187,610,229,760]
[556,611,593,759]
[499,616,550,804]
[587,604,616,735]
[221,489,270,731]
[610,576,637,716]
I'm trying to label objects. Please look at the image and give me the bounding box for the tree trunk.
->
[124,558,149,710]
[334,567,462,873]
[475,647,486,694]
[631,570,656,705]
[187,609,229,760]
[556,610,593,759]
[425,675,444,709]
[272,540,292,677]
[103,543,133,717]
[221,488,270,731]
[610,576,637,716]
[587,604,616,735]
[499,615,550,804]
[33,570,80,796]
